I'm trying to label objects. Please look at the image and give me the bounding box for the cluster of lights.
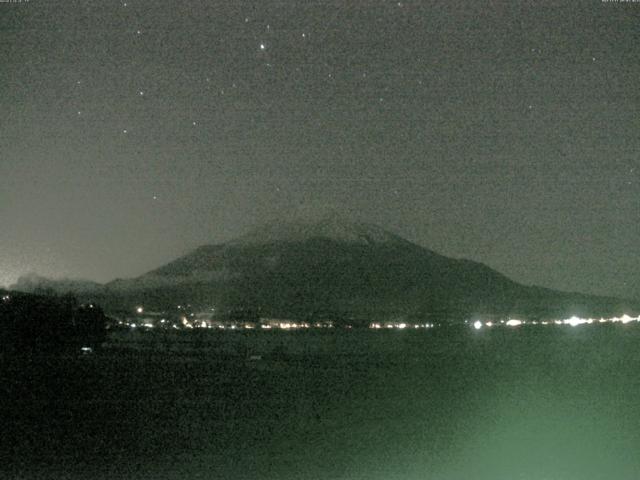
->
[1,295,10,302]
[369,323,435,330]
[267,322,308,330]
[473,314,640,330]
[124,308,333,331]
[127,321,325,331]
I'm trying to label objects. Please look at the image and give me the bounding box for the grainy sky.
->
[1,0,638,299]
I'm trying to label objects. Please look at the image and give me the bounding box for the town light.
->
[564,316,587,327]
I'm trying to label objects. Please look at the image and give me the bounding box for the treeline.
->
[0,290,107,354]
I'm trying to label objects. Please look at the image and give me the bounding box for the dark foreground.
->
[2,325,640,480]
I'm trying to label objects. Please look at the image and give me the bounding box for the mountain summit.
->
[230,215,407,246]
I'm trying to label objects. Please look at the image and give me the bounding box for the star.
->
[138,90,144,96]
[260,43,266,51]
[192,121,197,126]
[122,129,128,134]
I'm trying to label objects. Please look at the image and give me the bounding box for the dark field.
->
[2,325,640,480]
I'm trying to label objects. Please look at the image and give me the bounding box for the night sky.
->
[1,0,638,300]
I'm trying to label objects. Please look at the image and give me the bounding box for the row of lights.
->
[473,314,640,330]
[131,306,639,332]
[124,315,337,331]
[369,323,435,330]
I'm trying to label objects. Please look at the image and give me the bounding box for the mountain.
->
[14,217,637,322]
[10,274,104,296]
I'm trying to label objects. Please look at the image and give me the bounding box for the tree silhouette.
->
[0,291,107,354]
